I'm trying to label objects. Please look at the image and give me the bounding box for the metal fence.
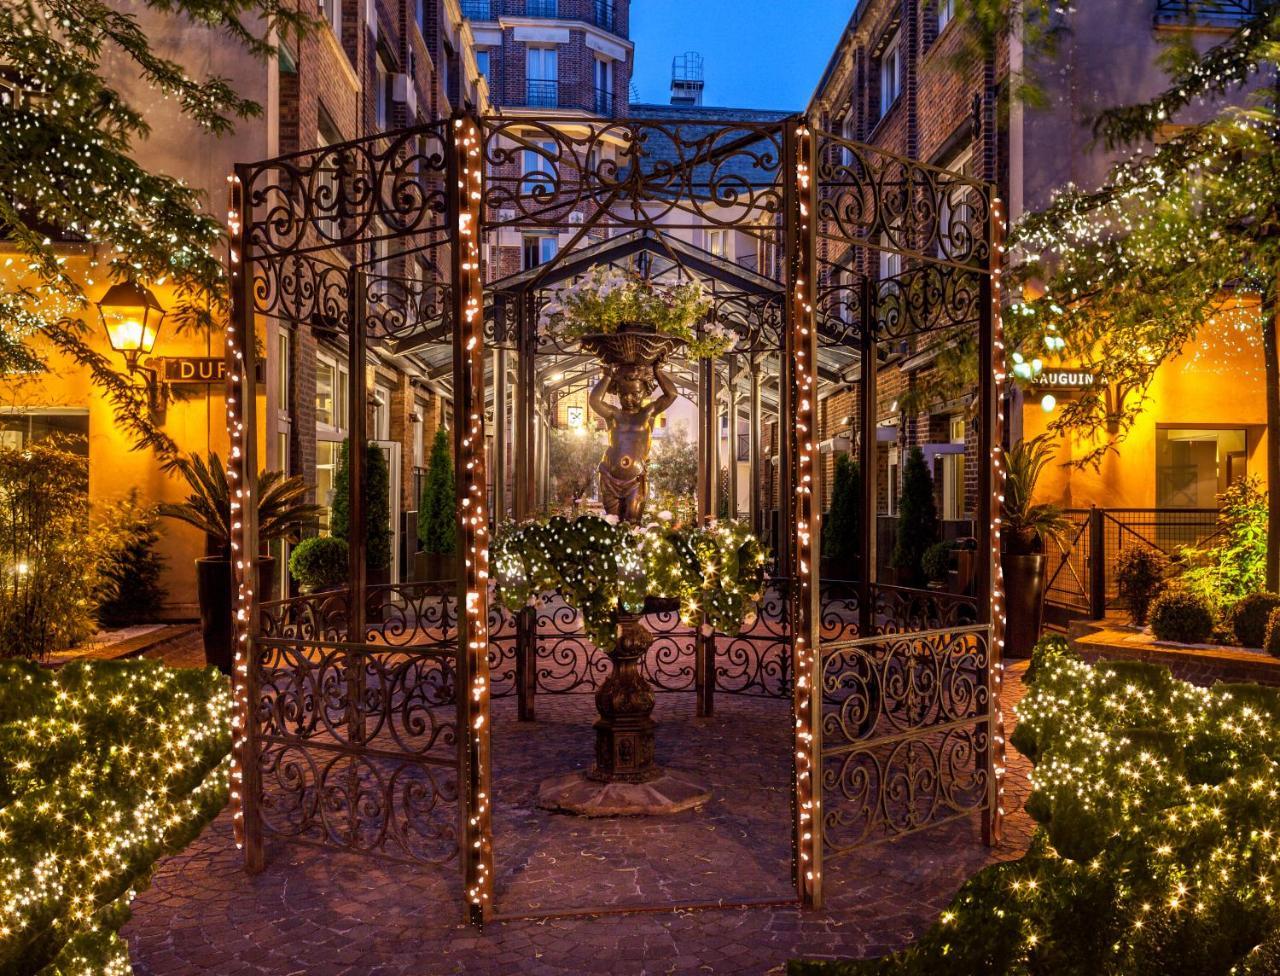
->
[1044,507,1223,625]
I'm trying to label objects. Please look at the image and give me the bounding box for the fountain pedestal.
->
[537,612,711,817]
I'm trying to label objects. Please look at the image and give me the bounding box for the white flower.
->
[602,513,619,525]
[658,510,673,521]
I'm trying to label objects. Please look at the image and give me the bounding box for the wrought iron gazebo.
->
[224,112,1008,926]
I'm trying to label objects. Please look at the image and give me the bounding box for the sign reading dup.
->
[163,357,266,384]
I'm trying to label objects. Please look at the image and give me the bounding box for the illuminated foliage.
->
[0,0,311,454]
[0,658,230,974]
[492,514,766,650]
[791,637,1280,975]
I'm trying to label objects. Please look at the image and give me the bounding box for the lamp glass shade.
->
[97,281,164,360]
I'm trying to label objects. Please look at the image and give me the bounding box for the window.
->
[1155,1,1256,29]
[593,57,614,115]
[886,444,900,516]
[522,234,558,269]
[937,0,955,32]
[476,49,490,81]
[317,108,344,240]
[878,231,901,280]
[278,37,298,76]
[276,328,292,426]
[0,410,89,453]
[413,403,428,469]
[526,46,558,107]
[879,31,901,118]
[706,229,728,259]
[318,0,341,39]
[374,50,394,130]
[315,354,349,430]
[316,441,339,531]
[940,416,966,521]
[521,139,557,194]
[938,148,976,260]
[1156,427,1248,508]
[372,385,392,441]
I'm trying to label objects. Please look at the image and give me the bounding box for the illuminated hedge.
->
[0,659,231,974]
[791,637,1280,975]
[492,514,767,650]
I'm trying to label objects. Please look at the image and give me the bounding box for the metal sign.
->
[1035,368,1096,390]
[162,357,265,384]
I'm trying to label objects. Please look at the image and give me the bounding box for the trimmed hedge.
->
[789,636,1280,976]
[1149,587,1215,644]
[0,659,230,973]
[1266,607,1280,659]
[1230,592,1280,649]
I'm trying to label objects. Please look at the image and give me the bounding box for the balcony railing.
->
[526,0,558,16]
[524,79,559,108]
[592,0,615,29]
[593,86,615,116]
[460,0,493,18]
[1155,0,1255,27]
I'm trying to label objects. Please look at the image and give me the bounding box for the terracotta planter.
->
[196,556,275,675]
[1002,551,1046,660]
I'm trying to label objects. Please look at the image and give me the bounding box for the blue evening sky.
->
[628,1,852,112]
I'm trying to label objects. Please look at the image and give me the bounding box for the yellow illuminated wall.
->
[0,249,266,615]
[1025,303,1269,510]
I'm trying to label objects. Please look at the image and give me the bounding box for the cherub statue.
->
[589,363,678,523]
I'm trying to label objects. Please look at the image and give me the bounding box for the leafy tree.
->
[648,421,699,521]
[0,0,309,455]
[1008,5,1280,587]
[1179,476,1269,616]
[891,446,939,587]
[331,439,393,573]
[547,426,603,515]
[418,427,456,554]
[823,454,861,575]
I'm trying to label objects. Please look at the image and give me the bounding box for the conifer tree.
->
[892,446,940,588]
[823,453,861,575]
[418,427,456,555]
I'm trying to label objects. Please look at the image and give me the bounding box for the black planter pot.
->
[196,556,276,675]
[413,551,453,582]
[1002,552,1045,660]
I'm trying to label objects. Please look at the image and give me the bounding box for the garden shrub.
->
[0,438,106,658]
[891,447,939,588]
[921,541,952,584]
[1229,592,1280,648]
[418,427,457,553]
[288,535,349,591]
[96,488,168,626]
[1265,608,1280,659]
[331,439,393,572]
[1114,544,1169,626]
[1149,587,1215,644]
[789,636,1280,976]
[823,454,861,574]
[1178,476,1269,617]
[0,658,230,974]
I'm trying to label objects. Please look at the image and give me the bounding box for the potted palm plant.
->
[161,452,320,673]
[1001,435,1069,658]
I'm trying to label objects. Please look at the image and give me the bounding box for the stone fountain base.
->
[536,769,711,817]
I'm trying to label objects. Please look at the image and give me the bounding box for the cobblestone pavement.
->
[129,635,1033,976]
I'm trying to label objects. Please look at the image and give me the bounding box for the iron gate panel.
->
[819,624,993,855]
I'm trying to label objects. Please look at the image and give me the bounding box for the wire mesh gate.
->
[225,114,1002,925]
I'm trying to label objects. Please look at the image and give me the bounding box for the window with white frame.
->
[937,0,955,33]
[318,0,341,39]
[937,147,976,260]
[521,140,557,194]
[940,415,967,520]
[522,234,558,269]
[886,444,900,515]
[372,383,392,441]
[593,57,614,114]
[315,350,350,531]
[878,231,901,280]
[706,229,728,259]
[375,50,394,130]
[879,31,901,118]
[526,46,558,107]
[317,108,343,240]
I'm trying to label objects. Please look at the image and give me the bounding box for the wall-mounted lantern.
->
[97,280,166,419]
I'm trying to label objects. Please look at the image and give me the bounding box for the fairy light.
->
[451,116,494,925]
[787,122,822,906]
[988,196,1008,845]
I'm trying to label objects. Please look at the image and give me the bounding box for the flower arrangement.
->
[492,514,766,650]
[541,266,733,359]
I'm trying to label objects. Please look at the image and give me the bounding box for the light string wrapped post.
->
[782,118,823,909]
[984,197,1008,846]
[449,114,495,926]
[226,166,264,871]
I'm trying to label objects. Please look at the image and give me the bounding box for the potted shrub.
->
[416,427,456,581]
[922,541,953,591]
[1001,436,1069,658]
[1114,545,1169,627]
[161,452,320,673]
[890,446,939,589]
[288,536,350,594]
[822,454,860,581]
[331,439,393,617]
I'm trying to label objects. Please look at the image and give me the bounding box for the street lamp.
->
[97,280,166,418]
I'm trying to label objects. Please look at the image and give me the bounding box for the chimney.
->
[670,52,704,107]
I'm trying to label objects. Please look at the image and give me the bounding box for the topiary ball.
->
[1228,592,1280,648]
[288,535,350,591]
[1149,588,1215,645]
[1114,545,1169,627]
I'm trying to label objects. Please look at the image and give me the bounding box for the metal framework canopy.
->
[226,112,1004,925]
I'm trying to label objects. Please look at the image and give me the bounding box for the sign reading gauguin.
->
[1035,368,1097,391]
